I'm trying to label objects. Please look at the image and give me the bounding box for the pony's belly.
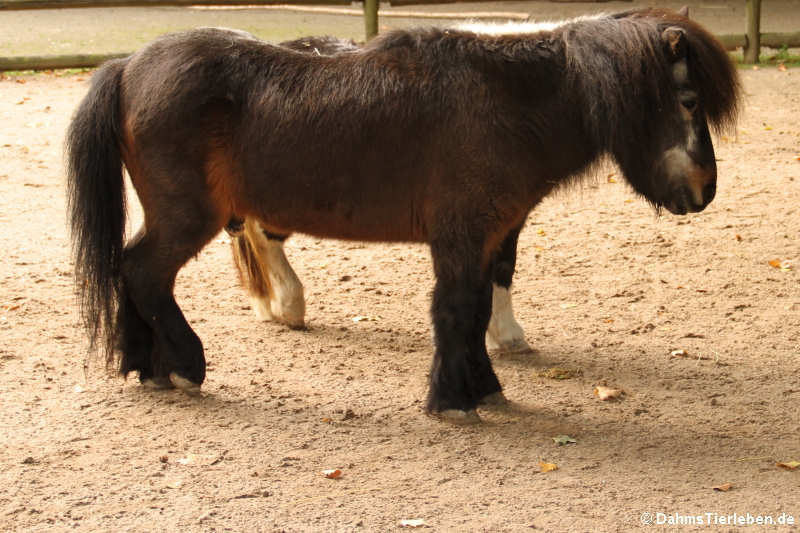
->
[256,206,427,243]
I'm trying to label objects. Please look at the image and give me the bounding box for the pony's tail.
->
[65,58,128,365]
[229,223,272,306]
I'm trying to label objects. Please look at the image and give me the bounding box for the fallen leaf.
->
[670,349,689,357]
[768,259,792,271]
[322,468,342,479]
[176,453,222,466]
[538,367,581,380]
[712,483,733,492]
[399,519,426,528]
[553,435,577,446]
[539,460,558,473]
[776,461,800,470]
[778,63,787,72]
[537,228,546,236]
[735,234,742,242]
[593,385,623,400]
[351,315,370,322]
[607,173,617,183]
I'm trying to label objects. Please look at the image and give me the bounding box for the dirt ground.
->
[1,7,799,533]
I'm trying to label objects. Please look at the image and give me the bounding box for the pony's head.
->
[566,10,740,215]
[646,22,739,215]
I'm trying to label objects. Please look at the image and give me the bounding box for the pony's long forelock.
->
[556,11,738,151]
[614,8,740,134]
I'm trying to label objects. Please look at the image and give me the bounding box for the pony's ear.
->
[677,5,689,18]
[662,27,687,59]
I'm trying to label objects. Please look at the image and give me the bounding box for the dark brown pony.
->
[67,9,739,422]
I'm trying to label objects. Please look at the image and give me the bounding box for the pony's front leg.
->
[486,224,532,354]
[232,219,305,329]
[427,241,502,422]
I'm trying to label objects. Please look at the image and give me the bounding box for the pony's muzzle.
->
[666,162,716,215]
[687,161,716,211]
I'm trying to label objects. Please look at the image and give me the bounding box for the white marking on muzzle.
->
[661,147,704,206]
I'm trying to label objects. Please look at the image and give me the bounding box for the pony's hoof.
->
[141,376,174,390]
[270,299,305,329]
[480,391,508,406]
[433,409,481,424]
[487,337,533,355]
[169,372,202,395]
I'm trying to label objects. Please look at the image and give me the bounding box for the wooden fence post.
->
[744,0,761,63]
[364,0,378,40]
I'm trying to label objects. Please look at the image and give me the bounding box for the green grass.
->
[2,67,92,78]
[732,45,800,67]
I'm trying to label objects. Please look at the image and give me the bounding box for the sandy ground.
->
[1,7,799,532]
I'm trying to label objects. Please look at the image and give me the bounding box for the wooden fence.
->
[1,0,799,70]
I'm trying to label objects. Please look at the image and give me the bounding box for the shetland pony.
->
[67,9,739,422]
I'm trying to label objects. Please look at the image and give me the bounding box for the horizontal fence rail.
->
[0,0,349,7]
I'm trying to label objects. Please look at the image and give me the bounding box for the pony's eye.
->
[681,98,698,113]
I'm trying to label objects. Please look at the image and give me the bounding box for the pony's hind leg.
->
[115,277,165,388]
[234,219,305,329]
[120,208,222,392]
[486,224,532,354]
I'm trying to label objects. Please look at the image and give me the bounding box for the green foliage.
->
[731,47,800,68]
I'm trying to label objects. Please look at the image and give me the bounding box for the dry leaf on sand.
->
[539,460,558,473]
[322,468,342,479]
[594,386,624,400]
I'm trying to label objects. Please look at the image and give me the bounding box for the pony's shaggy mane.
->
[456,9,740,146]
[364,8,739,184]
[455,14,606,36]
